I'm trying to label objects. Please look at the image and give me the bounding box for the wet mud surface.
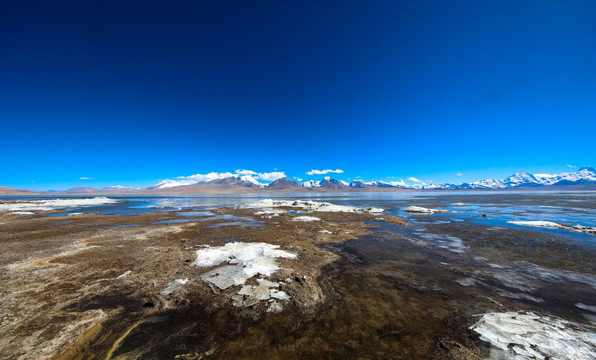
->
[0,204,594,359]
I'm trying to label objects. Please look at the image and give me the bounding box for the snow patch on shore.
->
[0,197,118,212]
[246,199,384,214]
[470,311,596,359]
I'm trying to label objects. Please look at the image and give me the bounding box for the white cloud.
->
[306,169,344,175]
[566,164,575,168]
[235,169,257,175]
[184,172,235,182]
[79,177,94,180]
[407,177,423,183]
[235,169,285,181]
[456,172,463,176]
[256,171,285,181]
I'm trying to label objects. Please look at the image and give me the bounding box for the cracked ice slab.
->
[194,242,297,290]
[470,311,596,360]
[161,279,189,295]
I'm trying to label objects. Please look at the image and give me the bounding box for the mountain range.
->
[2,167,595,195]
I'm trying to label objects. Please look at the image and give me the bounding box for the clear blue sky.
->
[1,1,595,190]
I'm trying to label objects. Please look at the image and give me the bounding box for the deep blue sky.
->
[1,1,595,190]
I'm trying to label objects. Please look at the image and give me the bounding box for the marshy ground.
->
[0,204,594,359]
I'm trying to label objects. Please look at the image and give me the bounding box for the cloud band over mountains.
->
[306,169,344,175]
[155,170,286,189]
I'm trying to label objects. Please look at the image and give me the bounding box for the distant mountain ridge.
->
[454,167,596,190]
[5,167,594,194]
[300,167,596,191]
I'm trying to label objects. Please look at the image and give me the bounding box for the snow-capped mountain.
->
[455,167,596,190]
[345,167,596,190]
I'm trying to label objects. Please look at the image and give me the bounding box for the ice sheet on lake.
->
[508,220,596,235]
[403,206,445,214]
[160,278,189,295]
[195,242,297,290]
[246,199,384,214]
[470,311,596,360]
[0,197,118,212]
[292,216,321,222]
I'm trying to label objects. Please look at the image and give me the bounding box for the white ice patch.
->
[508,220,596,235]
[255,209,286,215]
[417,232,467,253]
[194,242,296,290]
[451,202,467,206]
[470,311,596,360]
[267,301,284,314]
[576,303,596,313]
[319,230,333,234]
[455,277,476,287]
[292,216,321,222]
[0,197,118,212]
[269,289,291,301]
[403,206,444,214]
[116,270,131,279]
[246,199,384,214]
[255,209,285,219]
[4,211,34,215]
[160,278,189,295]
